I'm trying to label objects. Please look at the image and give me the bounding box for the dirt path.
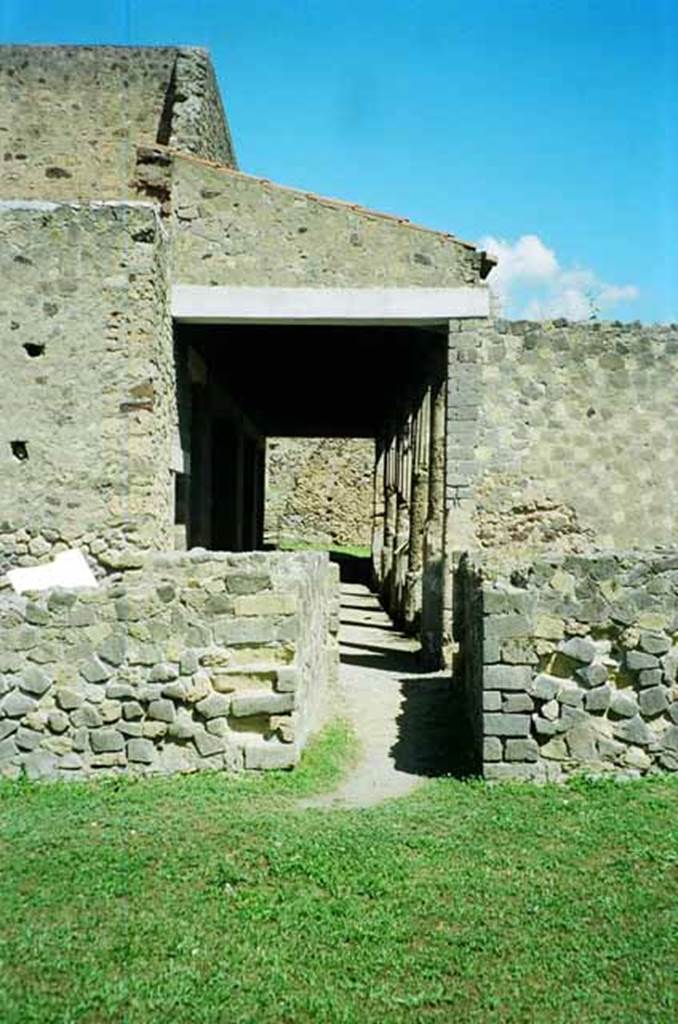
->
[301,581,457,809]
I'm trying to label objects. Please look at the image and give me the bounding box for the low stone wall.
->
[457,551,678,780]
[0,550,339,780]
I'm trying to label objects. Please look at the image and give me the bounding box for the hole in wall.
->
[10,441,29,461]
[23,343,45,358]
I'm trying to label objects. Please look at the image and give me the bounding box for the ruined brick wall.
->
[0,550,339,780]
[0,46,235,202]
[169,153,485,287]
[265,438,374,548]
[458,551,678,781]
[446,320,678,559]
[0,202,176,569]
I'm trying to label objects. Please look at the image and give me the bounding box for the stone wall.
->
[168,151,486,287]
[457,551,678,781]
[0,550,339,780]
[0,46,235,203]
[447,319,678,559]
[265,438,374,548]
[0,201,176,569]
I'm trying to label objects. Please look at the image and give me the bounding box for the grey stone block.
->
[502,694,534,714]
[505,738,539,762]
[530,674,560,701]
[669,703,678,725]
[230,692,295,717]
[213,618,276,645]
[484,713,530,737]
[638,686,669,717]
[98,635,127,667]
[147,699,175,723]
[610,691,638,719]
[484,614,532,640]
[638,669,662,689]
[482,638,501,663]
[167,710,195,740]
[559,637,597,664]
[106,683,136,700]
[566,724,597,761]
[662,726,678,753]
[122,701,144,721]
[556,683,584,707]
[484,665,531,692]
[24,750,58,780]
[244,741,298,770]
[20,666,51,696]
[639,632,670,655]
[148,663,179,683]
[540,736,569,760]
[533,716,560,737]
[59,753,84,771]
[0,720,18,741]
[585,684,612,713]
[47,710,69,734]
[483,762,540,781]
[576,662,608,688]
[161,680,188,700]
[79,656,112,684]
[1,690,37,718]
[612,715,652,747]
[626,651,659,671]
[483,691,501,712]
[127,738,156,764]
[117,720,143,737]
[206,718,230,737]
[195,692,232,720]
[483,737,503,762]
[193,729,226,757]
[179,650,200,676]
[90,729,125,754]
[71,704,103,729]
[0,736,18,762]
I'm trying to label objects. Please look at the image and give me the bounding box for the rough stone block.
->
[612,715,652,747]
[530,674,560,701]
[244,740,298,770]
[230,692,295,718]
[505,738,539,762]
[16,727,42,751]
[167,711,196,741]
[483,691,501,712]
[162,680,189,700]
[662,726,678,753]
[19,666,51,696]
[482,638,501,664]
[609,691,638,719]
[540,736,569,760]
[127,738,156,764]
[534,614,565,640]
[0,720,19,741]
[79,656,112,684]
[484,614,532,640]
[147,699,176,723]
[638,686,669,717]
[502,693,534,714]
[24,749,58,780]
[483,762,540,782]
[193,729,226,757]
[626,651,659,671]
[106,683,135,699]
[1,690,37,718]
[213,618,277,645]
[233,594,297,617]
[149,662,179,683]
[585,684,612,713]
[195,692,232,720]
[142,721,168,739]
[639,632,671,655]
[71,704,103,729]
[484,713,530,737]
[484,665,531,691]
[638,669,662,689]
[559,637,597,664]
[576,662,608,688]
[483,737,503,762]
[90,729,125,754]
[556,682,584,707]
[47,711,69,734]
[566,724,598,761]
[98,635,127,666]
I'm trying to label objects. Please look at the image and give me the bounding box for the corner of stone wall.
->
[458,549,678,781]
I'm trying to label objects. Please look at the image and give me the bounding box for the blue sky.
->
[2,1,676,322]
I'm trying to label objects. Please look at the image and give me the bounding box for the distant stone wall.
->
[0,201,176,569]
[0,550,339,780]
[457,551,678,781]
[169,151,485,287]
[0,46,235,202]
[265,438,374,548]
[446,319,678,561]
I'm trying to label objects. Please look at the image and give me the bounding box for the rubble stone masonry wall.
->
[0,202,176,569]
[0,550,339,780]
[472,320,678,554]
[457,551,678,781]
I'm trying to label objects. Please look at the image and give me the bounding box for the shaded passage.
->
[303,582,474,809]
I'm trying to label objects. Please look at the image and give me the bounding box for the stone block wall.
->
[168,151,486,287]
[0,46,235,202]
[1,201,177,570]
[0,550,339,780]
[457,551,678,780]
[448,319,678,557]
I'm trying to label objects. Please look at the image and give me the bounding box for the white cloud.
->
[479,233,639,320]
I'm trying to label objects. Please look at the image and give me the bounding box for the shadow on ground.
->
[391,674,479,779]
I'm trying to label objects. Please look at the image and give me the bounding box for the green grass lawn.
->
[1,722,676,1024]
